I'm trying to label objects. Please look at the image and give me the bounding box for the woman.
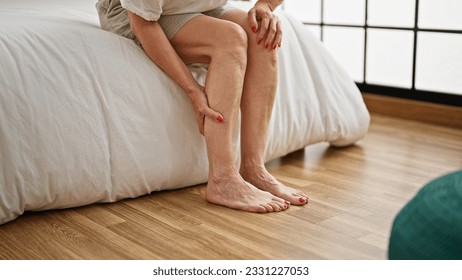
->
[96,0,309,213]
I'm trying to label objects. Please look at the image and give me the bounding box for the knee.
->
[212,22,248,69]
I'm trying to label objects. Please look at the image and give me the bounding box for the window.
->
[282,0,462,106]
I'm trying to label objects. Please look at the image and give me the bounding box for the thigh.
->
[220,9,255,37]
[170,15,246,65]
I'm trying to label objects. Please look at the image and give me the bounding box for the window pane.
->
[368,0,416,28]
[284,0,321,23]
[324,0,366,25]
[305,25,322,40]
[416,32,462,95]
[366,29,414,88]
[323,27,365,82]
[419,0,462,30]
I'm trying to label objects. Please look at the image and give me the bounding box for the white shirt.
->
[120,0,228,21]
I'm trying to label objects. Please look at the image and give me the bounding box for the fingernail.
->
[216,115,224,123]
[299,197,305,203]
[265,43,269,49]
[257,39,262,45]
[252,26,257,33]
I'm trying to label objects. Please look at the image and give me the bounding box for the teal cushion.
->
[389,170,462,260]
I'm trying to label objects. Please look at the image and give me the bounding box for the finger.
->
[265,18,277,49]
[247,9,258,33]
[197,114,205,135]
[258,16,270,45]
[196,114,205,135]
[204,107,224,123]
[273,21,283,49]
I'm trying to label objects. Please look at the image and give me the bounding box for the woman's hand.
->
[248,1,282,49]
[189,85,224,135]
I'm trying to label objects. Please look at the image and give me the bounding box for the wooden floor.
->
[0,114,461,260]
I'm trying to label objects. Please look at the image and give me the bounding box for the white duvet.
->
[0,0,370,224]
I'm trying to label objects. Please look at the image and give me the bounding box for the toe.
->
[261,203,274,212]
[271,196,290,210]
[269,202,282,212]
[286,193,308,205]
[274,200,289,210]
[299,192,309,200]
[251,205,269,213]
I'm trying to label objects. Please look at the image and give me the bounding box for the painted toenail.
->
[299,197,305,203]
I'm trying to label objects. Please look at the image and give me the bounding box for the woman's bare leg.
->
[221,10,309,205]
[170,16,289,212]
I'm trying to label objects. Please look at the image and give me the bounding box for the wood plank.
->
[0,114,461,259]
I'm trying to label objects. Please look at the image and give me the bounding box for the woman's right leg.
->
[169,16,289,212]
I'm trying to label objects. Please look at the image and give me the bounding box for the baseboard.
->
[362,93,462,129]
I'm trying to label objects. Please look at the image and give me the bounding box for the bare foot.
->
[205,174,290,213]
[240,166,309,206]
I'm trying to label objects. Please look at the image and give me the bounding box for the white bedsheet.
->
[0,0,370,224]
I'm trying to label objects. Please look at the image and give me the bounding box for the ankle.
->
[209,165,239,182]
[240,160,265,173]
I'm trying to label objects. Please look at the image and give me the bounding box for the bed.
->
[0,0,370,224]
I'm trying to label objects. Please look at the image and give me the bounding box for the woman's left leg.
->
[221,10,309,205]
